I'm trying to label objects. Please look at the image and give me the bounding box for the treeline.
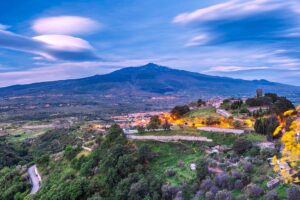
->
[0,137,31,168]
[33,125,164,200]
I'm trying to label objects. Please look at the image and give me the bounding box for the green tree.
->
[147,115,161,130]
[64,145,78,160]
[233,139,252,154]
[196,158,209,181]
[171,105,190,119]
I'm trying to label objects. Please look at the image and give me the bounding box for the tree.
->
[265,93,278,103]
[138,145,152,163]
[136,126,145,134]
[64,145,78,160]
[171,105,190,119]
[230,100,243,110]
[233,139,252,154]
[246,97,272,107]
[273,97,294,115]
[254,116,279,141]
[162,119,171,130]
[197,99,206,107]
[36,154,50,166]
[147,115,161,130]
[106,124,125,143]
[196,158,209,181]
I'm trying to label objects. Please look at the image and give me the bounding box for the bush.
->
[171,105,190,119]
[215,173,230,189]
[246,184,264,198]
[205,191,215,200]
[243,162,253,173]
[265,190,279,200]
[248,146,260,157]
[196,159,209,181]
[236,194,247,200]
[200,178,214,192]
[233,139,252,154]
[260,148,276,160]
[161,185,181,200]
[234,180,244,190]
[215,190,232,200]
[231,170,243,180]
[287,185,300,200]
[165,169,176,177]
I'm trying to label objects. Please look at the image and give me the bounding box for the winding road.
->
[28,165,42,194]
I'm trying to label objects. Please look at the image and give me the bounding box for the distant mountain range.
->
[0,63,299,120]
[0,63,299,99]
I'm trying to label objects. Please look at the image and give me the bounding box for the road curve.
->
[28,165,42,194]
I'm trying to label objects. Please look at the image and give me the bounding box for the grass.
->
[142,129,200,136]
[240,133,266,143]
[140,128,266,146]
[7,128,50,142]
[135,140,203,186]
[185,107,216,118]
[76,150,91,159]
[198,131,238,146]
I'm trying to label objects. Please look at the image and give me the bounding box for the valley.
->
[1,88,299,199]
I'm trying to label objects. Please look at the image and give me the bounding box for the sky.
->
[1,0,300,86]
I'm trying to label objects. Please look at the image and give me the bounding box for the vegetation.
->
[171,105,190,119]
[0,167,30,200]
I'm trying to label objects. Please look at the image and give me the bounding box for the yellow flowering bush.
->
[272,109,300,183]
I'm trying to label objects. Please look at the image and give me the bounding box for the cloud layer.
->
[174,0,300,45]
[0,30,98,61]
[32,16,101,35]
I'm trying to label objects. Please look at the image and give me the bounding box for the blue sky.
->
[0,0,300,86]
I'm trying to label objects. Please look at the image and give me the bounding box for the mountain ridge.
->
[0,63,298,98]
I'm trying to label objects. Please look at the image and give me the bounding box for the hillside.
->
[0,63,299,120]
[0,63,299,97]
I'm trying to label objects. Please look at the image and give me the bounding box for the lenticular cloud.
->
[32,16,101,35]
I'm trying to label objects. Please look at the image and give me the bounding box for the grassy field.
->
[140,129,265,146]
[184,107,217,118]
[135,140,203,186]
[7,128,51,142]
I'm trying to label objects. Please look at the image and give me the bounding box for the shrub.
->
[177,160,184,168]
[233,139,252,154]
[161,185,181,200]
[265,190,279,200]
[287,185,300,200]
[260,148,276,160]
[171,105,190,119]
[205,191,215,200]
[234,180,244,190]
[165,169,176,177]
[246,184,264,198]
[248,146,260,157]
[196,159,209,181]
[243,162,253,173]
[215,173,230,189]
[236,194,247,200]
[231,170,243,180]
[209,185,219,194]
[200,178,214,192]
[215,190,232,200]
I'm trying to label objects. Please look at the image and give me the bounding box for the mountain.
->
[0,63,299,120]
[0,63,299,97]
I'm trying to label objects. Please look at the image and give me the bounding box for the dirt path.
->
[127,135,212,142]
